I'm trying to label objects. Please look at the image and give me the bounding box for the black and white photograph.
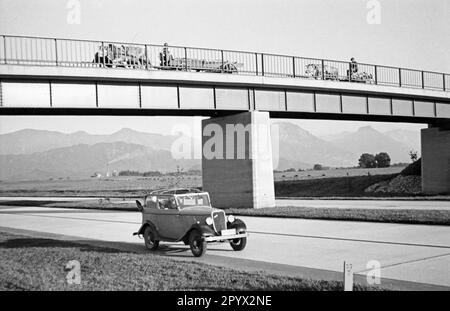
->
[0,0,449,298]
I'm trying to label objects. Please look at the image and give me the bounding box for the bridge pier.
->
[201,111,276,209]
[421,123,450,194]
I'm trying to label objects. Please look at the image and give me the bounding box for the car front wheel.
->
[144,226,159,251]
[189,230,207,257]
[230,237,247,251]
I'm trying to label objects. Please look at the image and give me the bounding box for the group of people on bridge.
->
[94,41,364,80]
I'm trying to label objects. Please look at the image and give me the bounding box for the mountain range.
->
[319,126,419,166]
[0,128,176,155]
[0,124,420,181]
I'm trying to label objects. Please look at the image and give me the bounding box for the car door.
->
[142,195,158,224]
[152,195,183,240]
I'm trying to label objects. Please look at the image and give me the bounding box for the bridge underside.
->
[0,107,446,125]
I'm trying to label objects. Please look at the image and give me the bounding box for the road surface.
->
[0,203,449,290]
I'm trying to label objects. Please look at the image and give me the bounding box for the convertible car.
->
[133,188,248,257]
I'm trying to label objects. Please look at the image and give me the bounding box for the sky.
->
[1,0,448,136]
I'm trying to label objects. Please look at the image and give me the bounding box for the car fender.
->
[181,223,216,242]
[227,218,246,234]
[133,221,159,239]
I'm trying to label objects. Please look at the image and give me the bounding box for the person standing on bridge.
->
[160,43,174,68]
[350,57,358,74]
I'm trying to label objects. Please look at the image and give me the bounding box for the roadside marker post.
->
[343,261,353,291]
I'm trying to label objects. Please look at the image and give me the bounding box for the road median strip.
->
[1,199,449,226]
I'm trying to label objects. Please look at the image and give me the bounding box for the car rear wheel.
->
[143,226,159,251]
[229,237,247,251]
[189,230,207,257]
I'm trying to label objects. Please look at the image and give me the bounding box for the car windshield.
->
[175,194,210,209]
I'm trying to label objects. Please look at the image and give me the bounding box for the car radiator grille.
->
[212,211,226,233]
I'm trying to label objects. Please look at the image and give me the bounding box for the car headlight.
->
[206,217,213,225]
[227,215,235,223]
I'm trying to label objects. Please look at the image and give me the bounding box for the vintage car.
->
[133,188,248,257]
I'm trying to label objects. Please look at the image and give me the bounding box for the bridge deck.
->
[0,35,449,122]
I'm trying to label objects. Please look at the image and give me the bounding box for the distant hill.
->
[320,131,353,142]
[0,142,199,181]
[384,129,421,154]
[325,126,413,163]
[0,128,176,155]
[275,122,355,169]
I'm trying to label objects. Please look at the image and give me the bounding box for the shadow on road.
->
[0,232,232,258]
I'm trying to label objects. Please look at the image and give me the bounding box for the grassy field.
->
[0,231,380,291]
[0,176,202,197]
[274,166,406,181]
[0,167,407,198]
[275,174,401,197]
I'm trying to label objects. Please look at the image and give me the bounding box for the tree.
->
[358,153,377,168]
[375,152,391,168]
[409,150,418,163]
[313,164,323,170]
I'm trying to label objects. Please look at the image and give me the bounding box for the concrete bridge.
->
[0,35,449,208]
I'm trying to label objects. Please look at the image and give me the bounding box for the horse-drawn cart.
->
[160,58,242,74]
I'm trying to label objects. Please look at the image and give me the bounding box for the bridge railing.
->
[0,34,448,92]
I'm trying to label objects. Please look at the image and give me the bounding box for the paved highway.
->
[0,204,449,290]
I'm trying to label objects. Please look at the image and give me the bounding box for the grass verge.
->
[0,231,380,291]
[275,174,399,197]
[226,206,450,226]
[1,199,449,226]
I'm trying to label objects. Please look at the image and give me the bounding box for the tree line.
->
[358,152,391,168]
[118,169,201,177]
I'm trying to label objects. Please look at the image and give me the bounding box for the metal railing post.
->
[321,59,325,80]
[261,53,264,76]
[144,44,148,70]
[398,68,402,87]
[374,65,378,84]
[184,47,188,71]
[221,50,224,73]
[2,35,6,64]
[421,71,425,89]
[54,38,58,66]
[348,62,352,81]
[292,57,296,78]
[443,74,446,91]
[102,42,105,68]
